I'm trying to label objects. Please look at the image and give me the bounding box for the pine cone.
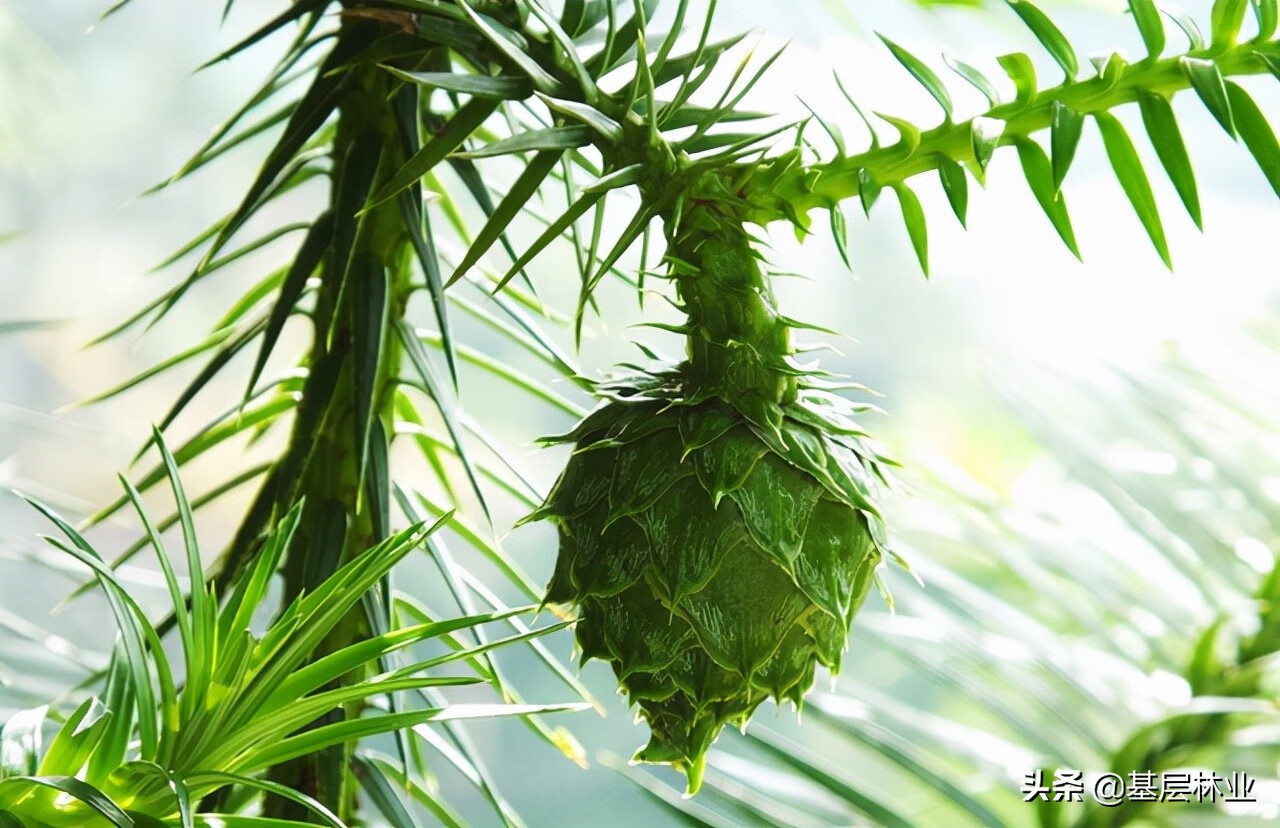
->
[531,385,886,792]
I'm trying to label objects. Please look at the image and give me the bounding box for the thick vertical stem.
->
[668,212,797,407]
[259,17,415,822]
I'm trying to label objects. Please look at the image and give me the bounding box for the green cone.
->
[531,381,887,792]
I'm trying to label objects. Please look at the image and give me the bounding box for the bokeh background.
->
[3,1,1279,825]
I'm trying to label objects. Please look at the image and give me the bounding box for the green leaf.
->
[1109,698,1280,773]
[97,0,134,21]
[521,0,598,100]
[1163,6,1206,48]
[1210,0,1249,50]
[133,319,267,456]
[355,752,465,828]
[74,327,235,408]
[326,131,383,345]
[456,0,563,94]
[370,97,500,207]
[70,453,264,601]
[416,330,585,418]
[1225,80,1280,199]
[891,184,929,276]
[682,43,789,153]
[936,155,969,227]
[1254,0,1279,40]
[184,817,340,828]
[875,114,921,158]
[646,0,692,84]
[152,95,296,194]
[392,87,455,388]
[833,73,880,151]
[487,191,604,293]
[878,35,952,120]
[197,0,325,69]
[195,222,311,282]
[37,699,110,778]
[453,125,593,159]
[245,704,586,771]
[94,393,300,529]
[450,149,563,295]
[401,489,543,603]
[577,205,658,339]
[267,609,529,707]
[22,499,165,760]
[1261,53,1280,82]
[970,116,1004,174]
[858,169,881,216]
[1136,91,1202,229]
[212,266,286,332]
[585,0,660,77]
[809,705,1010,828]
[996,52,1037,108]
[118,471,197,726]
[352,256,389,489]
[747,730,917,828]
[1006,0,1078,79]
[1090,52,1129,96]
[228,523,450,734]
[0,776,133,827]
[222,504,302,648]
[390,621,572,678]
[352,755,428,828]
[1013,136,1081,259]
[1128,0,1166,58]
[131,763,192,828]
[655,31,748,90]
[183,773,344,828]
[153,30,357,321]
[681,129,780,155]
[830,206,851,268]
[0,319,59,335]
[581,163,645,195]
[87,652,133,785]
[450,291,581,384]
[534,93,622,142]
[560,0,589,36]
[1180,57,1236,138]
[1050,102,1083,191]
[397,13,488,54]
[654,102,771,131]
[1094,111,1171,268]
[943,54,1001,108]
[601,755,736,828]
[246,210,333,397]
[397,321,492,524]
[1187,618,1226,693]
[384,67,533,100]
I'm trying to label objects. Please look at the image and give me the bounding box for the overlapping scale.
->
[534,389,886,792]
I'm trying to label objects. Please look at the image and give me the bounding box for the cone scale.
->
[532,201,888,793]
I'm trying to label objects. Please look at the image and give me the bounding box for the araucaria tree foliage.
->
[4,0,1280,824]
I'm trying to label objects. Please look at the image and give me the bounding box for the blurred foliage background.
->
[2,0,1280,825]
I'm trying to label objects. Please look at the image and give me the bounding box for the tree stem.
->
[260,17,416,822]
[668,214,796,406]
[740,41,1280,226]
